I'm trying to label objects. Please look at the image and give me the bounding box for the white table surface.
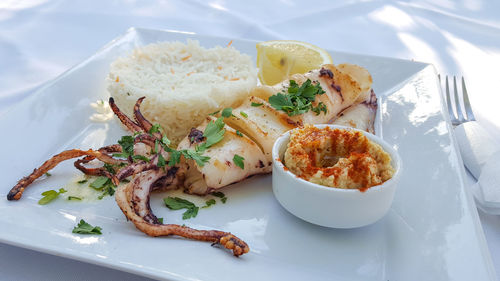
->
[1,1,499,280]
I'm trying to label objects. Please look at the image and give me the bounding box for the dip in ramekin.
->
[284,124,394,191]
[272,124,402,228]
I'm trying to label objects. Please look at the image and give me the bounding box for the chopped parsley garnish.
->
[181,149,210,167]
[77,179,88,184]
[210,191,228,203]
[182,207,199,220]
[236,130,243,137]
[72,219,102,235]
[98,184,115,200]
[45,172,52,177]
[131,155,150,162]
[211,191,225,198]
[112,107,233,171]
[158,217,164,224]
[89,176,110,190]
[38,188,67,205]
[167,149,182,166]
[161,136,171,146]
[163,197,199,220]
[148,123,162,134]
[89,176,116,199]
[311,101,328,115]
[233,154,245,169]
[251,102,263,107]
[240,111,248,118]
[199,117,226,149]
[113,135,135,158]
[268,79,326,116]
[202,199,216,208]
[167,108,233,167]
[103,163,116,174]
[157,153,166,167]
[68,196,82,201]
[208,110,220,116]
[221,107,233,118]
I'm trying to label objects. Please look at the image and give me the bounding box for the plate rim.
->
[0,27,495,281]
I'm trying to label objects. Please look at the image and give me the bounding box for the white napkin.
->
[455,122,500,214]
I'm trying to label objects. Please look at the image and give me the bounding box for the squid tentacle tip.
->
[219,234,250,257]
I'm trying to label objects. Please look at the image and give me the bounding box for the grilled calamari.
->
[7,63,376,257]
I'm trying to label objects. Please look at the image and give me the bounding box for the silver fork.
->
[439,74,497,181]
[439,75,476,126]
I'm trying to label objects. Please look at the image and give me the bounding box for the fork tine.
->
[445,76,459,125]
[453,76,466,124]
[461,77,476,121]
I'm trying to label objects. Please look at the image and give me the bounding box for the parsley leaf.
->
[202,199,216,208]
[182,207,199,220]
[269,93,293,111]
[236,130,243,137]
[268,79,326,116]
[203,118,225,141]
[117,135,134,156]
[168,149,181,166]
[89,176,110,190]
[98,184,115,200]
[166,108,234,168]
[89,176,116,199]
[163,197,199,220]
[210,191,228,203]
[311,101,328,115]
[45,172,52,177]
[240,111,248,118]
[38,188,66,205]
[181,149,210,166]
[77,179,88,184]
[233,154,245,169]
[195,114,227,154]
[251,102,263,107]
[157,153,166,168]
[221,107,233,118]
[149,123,162,134]
[72,219,102,235]
[161,136,171,146]
[210,191,225,198]
[202,119,226,148]
[131,155,150,162]
[103,163,116,174]
[158,217,164,224]
[163,197,196,210]
[68,196,82,201]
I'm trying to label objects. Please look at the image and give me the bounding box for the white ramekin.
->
[272,124,402,228]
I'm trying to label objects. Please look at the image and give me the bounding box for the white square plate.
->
[0,28,496,281]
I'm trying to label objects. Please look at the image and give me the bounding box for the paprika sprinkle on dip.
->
[283,125,394,191]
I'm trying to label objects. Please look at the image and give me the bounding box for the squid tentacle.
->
[115,173,249,256]
[109,97,144,133]
[74,144,126,177]
[133,97,162,139]
[8,149,122,200]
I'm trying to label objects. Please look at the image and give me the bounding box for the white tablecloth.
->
[1,1,499,280]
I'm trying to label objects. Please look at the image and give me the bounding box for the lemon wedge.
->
[256,40,333,85]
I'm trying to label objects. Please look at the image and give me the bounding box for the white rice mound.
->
[107,40,257,143]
